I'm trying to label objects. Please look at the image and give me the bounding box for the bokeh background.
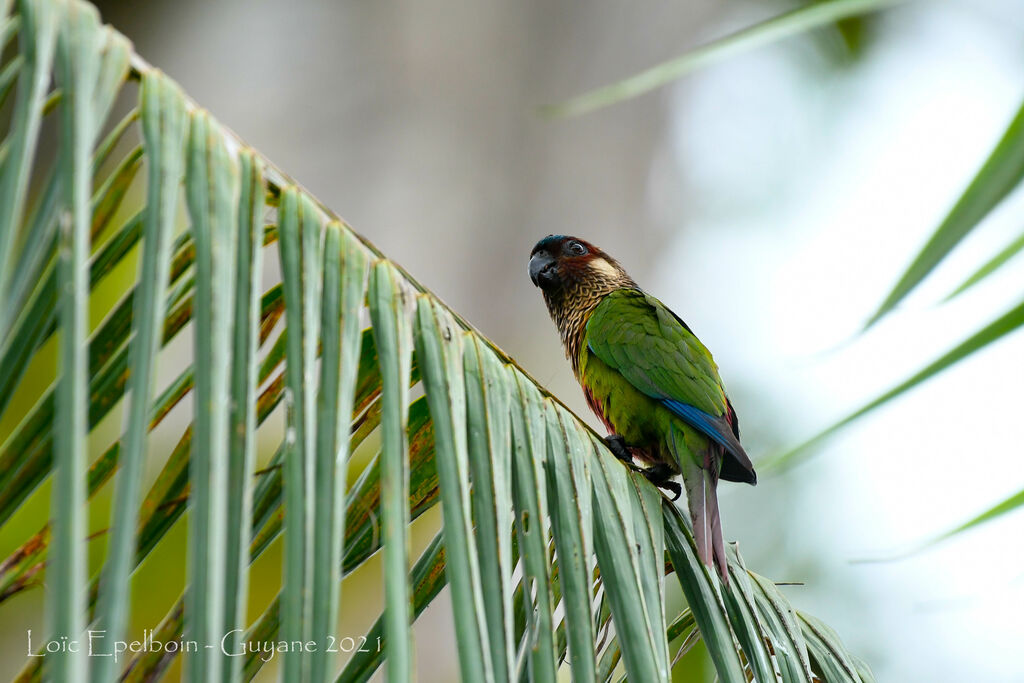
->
[2,0,1023,680]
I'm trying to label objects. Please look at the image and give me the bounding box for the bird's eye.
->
[566,241,587,256]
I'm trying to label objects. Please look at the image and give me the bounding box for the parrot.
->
[528,234,755,582]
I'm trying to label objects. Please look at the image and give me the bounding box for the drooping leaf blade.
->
[91,70,187,683]
[221,150,264,683]
[413,296,493,683]
[543,403,596,682]
[545,0,904,118]
[945,226,1024,300]
[464,335,516,682]
[765,297,1024,473]
[48,4,100,680]
[923,486,1024,549]
[508,370,557,683]
[277,186,325,681]
[0,0,61,325]
[588,438,669,682]
[868,96,1024,325]
[367,260,415,683]
[183,108,239,682]
[309,222,369,682]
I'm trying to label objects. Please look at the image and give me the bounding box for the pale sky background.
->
[662,1,1024,679]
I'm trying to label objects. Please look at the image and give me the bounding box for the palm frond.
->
[0,1,872,682]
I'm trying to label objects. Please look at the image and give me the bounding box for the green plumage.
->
[529,235,755,583]
[582,289,728,471]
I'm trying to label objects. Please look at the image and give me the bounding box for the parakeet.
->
[528,234,755,582]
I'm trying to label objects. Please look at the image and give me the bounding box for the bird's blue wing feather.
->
[660,399,735,453]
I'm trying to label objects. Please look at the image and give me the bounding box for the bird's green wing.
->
[585,288,756,486]
[585,289,728,417]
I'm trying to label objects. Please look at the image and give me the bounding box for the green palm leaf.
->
[90,70,186,683]
[0,1,872,682]
[945,226,1024,301]
[868,97,1024,325]
[544,0,904,119]
[222,150,265,682]
[764,297,1024,473]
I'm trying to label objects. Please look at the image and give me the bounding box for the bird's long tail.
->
[681,452,729,584]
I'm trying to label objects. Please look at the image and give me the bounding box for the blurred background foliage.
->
[0,0,1022,681]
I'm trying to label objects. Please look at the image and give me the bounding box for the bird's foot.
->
[642,463,682,501]
[604,434,634,464]
[603,436,680,499]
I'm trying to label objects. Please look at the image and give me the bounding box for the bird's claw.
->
[604,436,681,499]
[659,481,682,501]
[641,463,682,501]
[604,434,633,464]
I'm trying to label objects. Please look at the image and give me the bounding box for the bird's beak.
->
[529,252,557,288]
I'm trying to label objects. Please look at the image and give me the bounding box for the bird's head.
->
[529,234,637,368]
[528,235,633,294]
